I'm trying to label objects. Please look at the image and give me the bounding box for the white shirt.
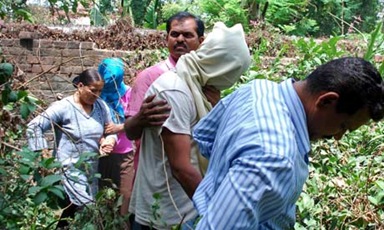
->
[129,71,200,229]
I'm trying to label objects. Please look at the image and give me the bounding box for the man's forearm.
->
[124,115,144,140]
[171,165,202,199]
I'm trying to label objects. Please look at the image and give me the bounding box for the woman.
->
[98,57,134,216]
[27,68,116,227]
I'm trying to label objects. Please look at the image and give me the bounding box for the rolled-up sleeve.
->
[26,101,63,151]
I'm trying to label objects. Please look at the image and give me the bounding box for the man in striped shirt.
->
[192,57,384,229]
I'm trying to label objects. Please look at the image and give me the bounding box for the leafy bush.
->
[0,148,63,229]
[198,0,249,29]
[0,57,64,229]
[296,123,384,229]
[69,188,130,229]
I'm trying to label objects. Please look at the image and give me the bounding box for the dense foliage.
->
[1,0,383,36]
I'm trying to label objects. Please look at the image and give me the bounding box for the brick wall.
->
[1,33,144,104]
[1,33,304,106]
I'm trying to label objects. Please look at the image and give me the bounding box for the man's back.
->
[193,79,311,229]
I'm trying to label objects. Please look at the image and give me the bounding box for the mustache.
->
[174,43,187,49]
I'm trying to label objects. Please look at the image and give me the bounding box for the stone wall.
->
[1,32,145,105]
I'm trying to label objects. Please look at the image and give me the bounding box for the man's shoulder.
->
[133,59,172,88]
[137,59,171,76]
[150,71,189,92]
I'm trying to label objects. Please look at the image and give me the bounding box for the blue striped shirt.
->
[192,79,311,229]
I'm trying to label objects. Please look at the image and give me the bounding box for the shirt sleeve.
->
[26,100,65,151]
[195,154,295,229]
[158,89,196,135]
[123,87,132,117]
[99,99,118,141]
[192,100,225,159]
[127,71,152,117]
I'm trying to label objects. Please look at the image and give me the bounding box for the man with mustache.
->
[125,11,211,166]
[124,11,213,229]
[125,11,206,143]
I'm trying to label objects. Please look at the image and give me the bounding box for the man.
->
[124,11,207,229]
[128,22,251,229]
[192,57,384,229]
[125,11,205,141]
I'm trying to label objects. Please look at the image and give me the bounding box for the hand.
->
[203,85,220,107]
[99,137,116,156]
[138,94,171,127]
[104,123,123,135]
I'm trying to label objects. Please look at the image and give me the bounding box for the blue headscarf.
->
[98,58,128,124]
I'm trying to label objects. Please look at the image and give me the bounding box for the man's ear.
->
[315,92,339,108]
[199,36,205,44]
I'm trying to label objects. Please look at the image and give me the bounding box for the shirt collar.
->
[166,56,177,69]
[279,78,311,163]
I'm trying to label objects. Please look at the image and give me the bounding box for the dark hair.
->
[166,11,205,37]
[72,69,102,88]
[305,57,384,121]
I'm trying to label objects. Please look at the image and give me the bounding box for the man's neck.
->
[170,55,179,64]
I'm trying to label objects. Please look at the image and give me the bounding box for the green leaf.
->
[17,148,37,161]
[74,151,97,168]
[376,180,384,190]
[48,187,65,200]
[72,0,78,13]
[0,63,14,84]
[144,0,159,29]
[364,22,383,61]
[33,191,48,205]
[3,103,14,111]
[153,193,161,200]
[8,91,18,103]
[368,196,378,205]
[39,174,62,187]
[20,174,31,181]
[40,157,55,167]
[28,186,42,195]
[17,90,28,100]
[19,165,31,175]
[0,167,6,175]
[41,157,61,169]
[27,103,37,113]
[26,95,40,104]
[20,102,30,119]
[14,9,35,23]
[62,4,69,14]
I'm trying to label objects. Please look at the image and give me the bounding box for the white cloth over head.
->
[176,21,252,120]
